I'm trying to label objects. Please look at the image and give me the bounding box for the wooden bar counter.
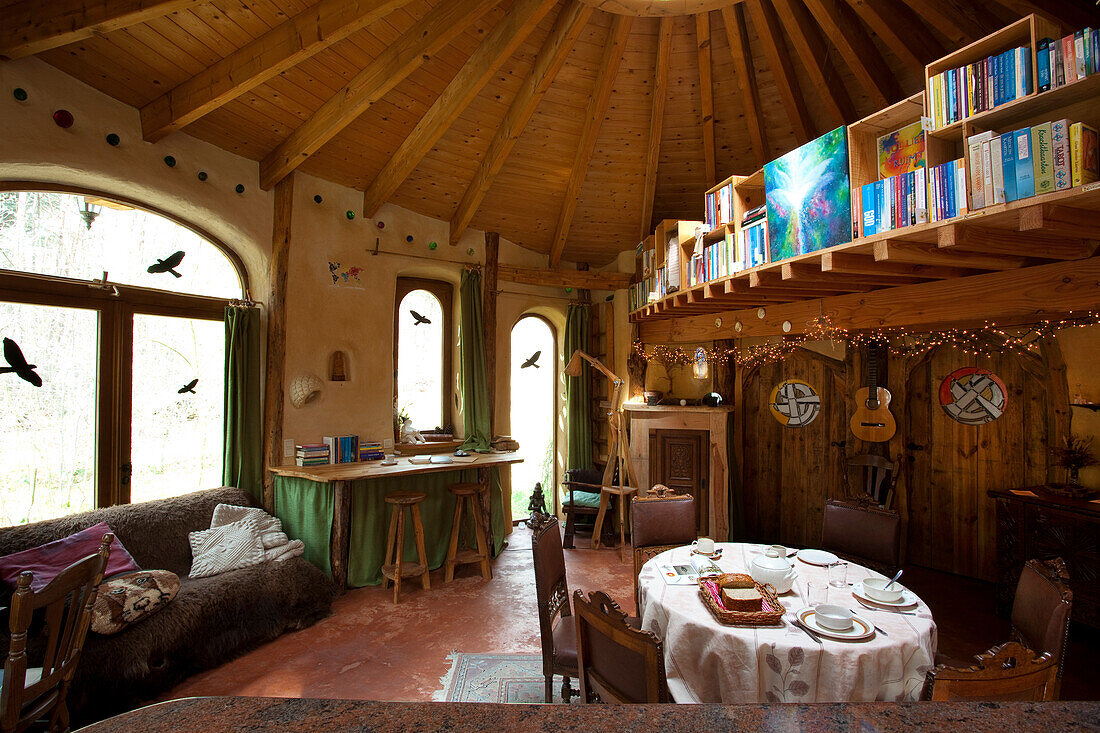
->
[270,453,522,591]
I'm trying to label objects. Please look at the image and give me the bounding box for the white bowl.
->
[863,577,904,604]
[814,604,854,631]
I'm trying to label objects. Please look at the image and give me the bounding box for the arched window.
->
[394,278,453,434]
[0,190,245,526]
[509,315,557,519]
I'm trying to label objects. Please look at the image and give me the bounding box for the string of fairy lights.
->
[633,311,1100,370]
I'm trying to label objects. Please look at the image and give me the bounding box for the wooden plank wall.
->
[737,338,1067,582]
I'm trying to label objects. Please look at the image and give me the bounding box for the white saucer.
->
[796,549,839,566]
[797,607,875,641]
[851,581,919,609]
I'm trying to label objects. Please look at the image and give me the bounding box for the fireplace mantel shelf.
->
[624,404,735,413]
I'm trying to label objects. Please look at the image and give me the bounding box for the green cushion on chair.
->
[564,490,601,508]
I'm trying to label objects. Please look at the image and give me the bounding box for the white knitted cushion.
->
[188,517,265,579]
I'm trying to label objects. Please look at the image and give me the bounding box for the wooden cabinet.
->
[991,489,1100,629]
[649,429,708,534]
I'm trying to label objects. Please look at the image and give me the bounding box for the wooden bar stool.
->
[444,482,492,582]
[381,490,430,604]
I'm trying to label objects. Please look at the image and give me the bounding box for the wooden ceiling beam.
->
[140,0,416,142]
[258,0,498,191]
[450,0,592,247]
[873,239,1026,270]
[638,16,672,242]
[750,269,865,294]
[1018,203,1100,239]
[548,14,632,266]
[770,0,855,129]
[801,0,899,110]
[937,224,1098,260]
[720,4,768,168]
[745,0,814,144]
[841,0,944,71]
[821,251,980,279]
[897,0,993,46]
[498,264,630,291]
[993,0,1099,33]
[781,261,924,287]
[695,12,716,187]
[0,0,199,58]
[361,0,559,218]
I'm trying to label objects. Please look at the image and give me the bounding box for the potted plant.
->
[1048,434,1099,500]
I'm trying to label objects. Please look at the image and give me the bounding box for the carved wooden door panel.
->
[650,429,708,534]
[904,345,1053,581]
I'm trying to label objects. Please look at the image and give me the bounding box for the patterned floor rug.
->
[434,653,566,704]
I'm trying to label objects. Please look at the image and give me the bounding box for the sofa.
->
[0,487,336,726]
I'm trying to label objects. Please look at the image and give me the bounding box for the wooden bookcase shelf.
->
[629,13,1099,327]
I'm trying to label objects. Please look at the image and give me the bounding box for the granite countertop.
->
[76,697,1100,732]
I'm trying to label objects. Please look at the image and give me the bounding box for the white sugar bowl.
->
[749,547,797,594]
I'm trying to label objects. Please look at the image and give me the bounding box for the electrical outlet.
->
[383,438,394,451]
[283,438,295,458]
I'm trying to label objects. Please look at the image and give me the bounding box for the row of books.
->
[628,267,672,311]
[929,45,1032,130]
[295,437,388,466]
[295,443,329,467]
[858,167,929,237]
[968,121,1099,209]
[686,235,739,287]
[1038,28,1100,92]
[703,180,735,232]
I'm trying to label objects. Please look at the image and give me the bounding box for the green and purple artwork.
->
[763,125,852,262]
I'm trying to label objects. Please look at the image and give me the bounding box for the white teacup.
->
[814,604,854,631]
[692,537,715,555]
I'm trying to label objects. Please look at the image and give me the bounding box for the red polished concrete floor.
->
[164,526,1099,702]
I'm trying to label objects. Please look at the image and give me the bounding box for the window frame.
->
[393,277,454,433]
[0,186,246,516]
[510,313,559,508]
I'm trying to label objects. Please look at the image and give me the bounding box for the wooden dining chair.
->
[922,641,1057,701]
[1010,557,1073,695]
[573,589,669,704]
[531,514,578,703]
[560,468,614,550]
[1,533,114,733]
[630,486,695,610]
[820,497,901,575]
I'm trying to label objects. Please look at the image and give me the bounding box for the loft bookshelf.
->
[628,13,1100,325]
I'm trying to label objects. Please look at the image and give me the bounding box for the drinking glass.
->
[805,581,827,607]
[829,561,849,588]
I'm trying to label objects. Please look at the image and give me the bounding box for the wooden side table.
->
[591,486,637,561]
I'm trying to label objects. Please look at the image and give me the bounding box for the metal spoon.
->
[883,568,904,591]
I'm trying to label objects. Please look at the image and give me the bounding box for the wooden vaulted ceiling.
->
[2,0,1097,266]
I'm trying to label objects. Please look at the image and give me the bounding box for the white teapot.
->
[749,547,797,594]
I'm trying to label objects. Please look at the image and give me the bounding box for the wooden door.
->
[650,429,708,534]
[904,342,1060,581]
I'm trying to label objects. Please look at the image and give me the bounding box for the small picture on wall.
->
[939,367,1007,425]
[769,380,821,427]
[328,260,365,289]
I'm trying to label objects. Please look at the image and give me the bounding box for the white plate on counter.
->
[797,607,875,641]
[851,581,919,609]
[796,549,839,566]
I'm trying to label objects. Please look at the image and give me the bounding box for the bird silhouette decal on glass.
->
[521,351,541,369]
[178,378,198,394]
[410,310,431,325]
[147,250,186,278]
[1,337,42,387]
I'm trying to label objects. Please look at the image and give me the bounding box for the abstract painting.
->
[764,126,852,263]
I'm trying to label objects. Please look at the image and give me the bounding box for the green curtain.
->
[273,477,333,575]
[564,304,591,470]
[459,269,492,452]
[222,306,262,498]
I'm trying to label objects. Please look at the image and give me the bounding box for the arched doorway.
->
[509,315,557,520]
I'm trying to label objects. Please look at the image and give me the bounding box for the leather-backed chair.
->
[573,589,670,704]
[2,534,113,733]
[531,514,578,703]
[921,641,1057,701]
[1010,557,1073,691]
[561,468,614,550]
[821,497,901,575]
[631,486,695,610]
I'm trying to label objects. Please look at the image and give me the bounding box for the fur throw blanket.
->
[210,504,305,564]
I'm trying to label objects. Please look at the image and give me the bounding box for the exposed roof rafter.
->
[695,11,716,188]
[720,4,768,168]
[745,0,814,144]
[638,15,673,241]
[450,0,594,246]
[841,0,944,71]
[770,0,855,129]
[140,0,417,142]
[258,0,499,191]
[548,13,633,266]
[898,0,993,46]
[801,0,899,110]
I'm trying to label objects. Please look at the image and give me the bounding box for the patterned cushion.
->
[564,490,601,509]
[0,521,140,592]
[188,517,265,579]
[91,570,180,635]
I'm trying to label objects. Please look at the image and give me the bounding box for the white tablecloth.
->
[638,543,938,703]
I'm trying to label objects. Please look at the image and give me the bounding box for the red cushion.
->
[0,521,140,591]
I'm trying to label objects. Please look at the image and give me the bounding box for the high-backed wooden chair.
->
[821,496,901,575]
[573,590,669,704]
[1,533,113,733]
[531,514,578,704]
[844,453,899,507]
[561,468,614,550]
[922,641,1057,701]
[630,485,695,610]
[1010,557,1073,693]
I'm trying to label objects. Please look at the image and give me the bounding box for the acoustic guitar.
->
[849,347,896,442]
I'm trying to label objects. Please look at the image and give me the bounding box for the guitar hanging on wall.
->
[849,346,896,442]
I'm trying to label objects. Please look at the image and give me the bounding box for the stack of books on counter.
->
[323,434,359,464]
[359,441,385,461]
[295,444,330,466]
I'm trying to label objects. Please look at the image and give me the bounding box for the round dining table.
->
[637,542,938,704]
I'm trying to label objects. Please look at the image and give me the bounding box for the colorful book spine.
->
[1033,122,1054,195]
[914,167,928,224]
[1070,122,1099,186]
[1014,128,1035,199]
[1037,38,1052,91]
[989,136,1006,205]
[1001,132,1018,202]
[1051,118,1071,190]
